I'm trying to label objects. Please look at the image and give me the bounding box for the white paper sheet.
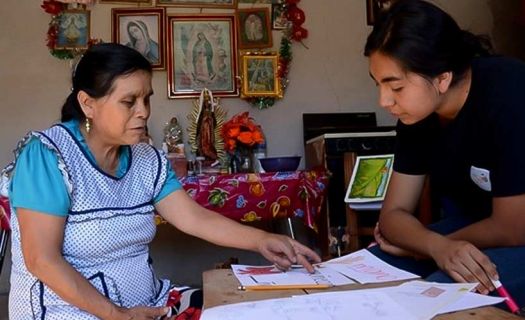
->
[322,249,420,283]
[439,292,505,314]
[201,280,503,320]
[385,281,478,319]
[201,290,418,320]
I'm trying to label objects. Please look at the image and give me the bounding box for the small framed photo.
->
[156,0,237,8]
[271,3,287,30]
[55,10,90,50]
[112,8,166,70]
[237,8,272,49]
[100,0,152,4]
[167,14,238,98]
[241,52,282,98]
[366,0,397,25]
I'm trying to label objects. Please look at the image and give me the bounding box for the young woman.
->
[2,43,320,319]
[365,0,525,310]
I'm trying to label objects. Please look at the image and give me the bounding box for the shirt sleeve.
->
[9,138,70,216]
[153,161,182,204]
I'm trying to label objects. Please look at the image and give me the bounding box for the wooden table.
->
[203,269,521,319]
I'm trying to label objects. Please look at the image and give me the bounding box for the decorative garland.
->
[41,0,100,60]
[246,0,307,109]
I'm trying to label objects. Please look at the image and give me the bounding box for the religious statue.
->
[196,90,218,160]
[187,88,227,164]
[163,117,184,154]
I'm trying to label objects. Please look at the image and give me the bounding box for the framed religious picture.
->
[156,0,237,8]
[112,8,166,70]
[366,0,397,25]
[240,52,282,98]
[100,0,152,4]
[237,8,272,49]
[271,3,287,30]
[167,14,238,98]
[55,10,90,50]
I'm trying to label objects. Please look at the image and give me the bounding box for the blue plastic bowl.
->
[259,156,301,172]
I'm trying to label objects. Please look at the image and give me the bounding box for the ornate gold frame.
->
[240,52,282,98]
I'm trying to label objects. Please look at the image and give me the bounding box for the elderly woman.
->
[2,43,320,319]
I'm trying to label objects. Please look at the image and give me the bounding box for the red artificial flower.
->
[46,25,58,49]
[292,25,308,41]
[287,6,306,26]
[41,0,64,15]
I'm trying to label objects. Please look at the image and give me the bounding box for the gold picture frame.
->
[241,52,282,98]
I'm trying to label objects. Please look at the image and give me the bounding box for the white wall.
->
[0,0,497,168]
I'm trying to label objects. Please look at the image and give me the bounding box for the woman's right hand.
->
[429,238,498,294]
[112,306,170,320]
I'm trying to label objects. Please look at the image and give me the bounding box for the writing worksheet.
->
[231,264,355,289]
[321,249,419,284]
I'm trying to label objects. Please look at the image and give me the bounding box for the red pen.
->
[491,279,521,314]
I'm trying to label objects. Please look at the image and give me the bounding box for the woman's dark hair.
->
[61,42,152,122]
[364,0,493,86]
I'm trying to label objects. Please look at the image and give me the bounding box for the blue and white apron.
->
[6,124,171,319]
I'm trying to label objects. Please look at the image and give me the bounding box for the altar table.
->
[202,269,522,319]
[179,169,329,230]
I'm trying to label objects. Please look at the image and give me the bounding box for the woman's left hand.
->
[257,234,321,273]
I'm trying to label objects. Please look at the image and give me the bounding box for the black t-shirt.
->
[394,56,525,218]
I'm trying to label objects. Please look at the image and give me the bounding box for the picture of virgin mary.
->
[192,32,215,83]
[125,20,160,64]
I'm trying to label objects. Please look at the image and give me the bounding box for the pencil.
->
[237,284,332,291]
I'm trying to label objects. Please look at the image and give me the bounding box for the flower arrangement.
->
[221,112,265,155]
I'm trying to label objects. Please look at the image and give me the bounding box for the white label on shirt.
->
[470,165,491,192]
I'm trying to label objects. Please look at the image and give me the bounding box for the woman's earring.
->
[85,118,91,133]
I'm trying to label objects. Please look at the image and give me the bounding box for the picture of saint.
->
[272,4,287,29]
[247,59,274,92]
[244,14,263,41]
[237,8,272,49]
[57,12,89,48]
[125,20,159,64]
[192,32,215,83]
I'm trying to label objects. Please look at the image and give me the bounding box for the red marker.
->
[492,279,520,314]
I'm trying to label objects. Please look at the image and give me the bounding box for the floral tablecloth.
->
[179,169,329,230]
